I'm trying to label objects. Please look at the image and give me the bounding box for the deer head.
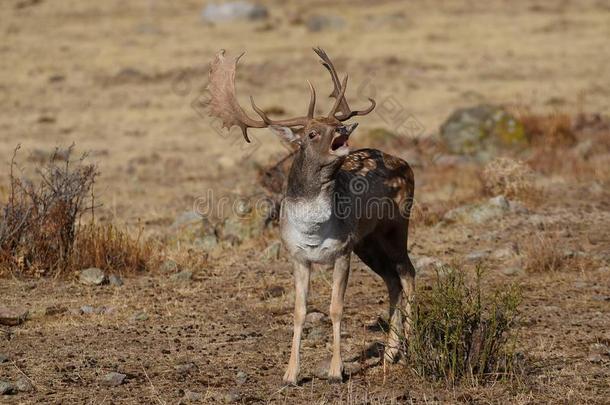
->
[206,48,375,163]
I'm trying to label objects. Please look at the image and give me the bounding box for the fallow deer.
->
[206,48,416,384]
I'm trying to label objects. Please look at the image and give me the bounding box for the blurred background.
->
[1,0,608,227]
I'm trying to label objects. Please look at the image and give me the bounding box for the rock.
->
[79,268,106,286]
[160,259,180,273]
[574,139,594,159]
[491,245,516,260]
[262,285,285,299]
[171,211,202,230]
[201,2,268,23]
[589,343,609,356]
[131,312,149,322]
[442,196,511,224]
[219,209,266,244]
[501,266,523,276]
[412,255,445,275]
[313,357,331,379]
[171,270,193,283]
[183,390,203,401]
[306,15,346,32]
[0,307,29,326]
[15,377,33,392]
[305,311,328,325]
[194,235,218,250]
[587,353,602,363]
[260,241,281,261]
[465,250,490,263]
[223,388,241,403]
[80,305,95,315]
[440,104,527,161]
[175,362,197,375]
[305,326,326,344]
[0,354,8,363]
[0,381,16,395]
[100,372,126,387]
[235,370,248,385]
[45,305,67,316]
[108,275,123,287]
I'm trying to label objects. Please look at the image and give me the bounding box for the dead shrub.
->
[517,110,577,148]
[522,233,565,273]
[405,266,521,385]
[0,145,159,278]
[482,157,540,202]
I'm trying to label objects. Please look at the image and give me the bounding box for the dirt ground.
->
[1,0,609,403]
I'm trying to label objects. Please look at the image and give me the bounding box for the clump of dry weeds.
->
[521,233,565,273]
[406,266,521,385]
[0,145,160,278]
[482,157,541,203]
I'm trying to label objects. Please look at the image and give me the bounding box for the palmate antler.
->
[206,48,375,142]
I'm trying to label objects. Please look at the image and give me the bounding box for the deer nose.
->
[338,123,358,136]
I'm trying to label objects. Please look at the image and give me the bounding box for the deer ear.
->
[269,125,301,144]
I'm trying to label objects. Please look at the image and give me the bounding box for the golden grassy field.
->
[1,0,609,403]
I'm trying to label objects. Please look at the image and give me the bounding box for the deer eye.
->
[308,131,319,140]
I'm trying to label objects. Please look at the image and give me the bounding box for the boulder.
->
[440,104,527,161]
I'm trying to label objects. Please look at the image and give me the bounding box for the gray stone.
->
[202,2,268,23]
[160,259,180,273]
[100,372,126,387]
[175,362,197,375]
[0,381,16,395]
[80,305,96,315]
[306,15,346,32]
[194,235,218,250]
[305,311,328,325]
[312,357,332,379]
[183,390,203,401]
[235,370,248,385]
[223,388,241,403]
[260,241,281,261]
[442,196,511,224]
[171,270,193,283]
[0,307,28,326]
[411,255,445,275]
[262,285,285,299]
[589,343,609,356]
[45,305,67,316]
[501,266,523,276]
[132,312,149,322]
[587,353,602,363]
[15,377,34,392]
[79,268,106,286]
[171,211,202,230]
[440,104,527,161]
[465,250,490,263]
[109,275,123,287]
[0,354,8,363]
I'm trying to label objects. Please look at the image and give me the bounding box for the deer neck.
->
[285,149,340,201]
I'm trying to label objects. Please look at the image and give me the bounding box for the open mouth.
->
[331,133,349,151]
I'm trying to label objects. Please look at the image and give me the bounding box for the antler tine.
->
[313,47,376,121]
[306,80,316,119]
[329,75,348,118]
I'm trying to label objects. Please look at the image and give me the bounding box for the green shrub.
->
[405,266,521,385]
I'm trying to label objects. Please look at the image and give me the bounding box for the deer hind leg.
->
[355,239,404,364]
[395,256,416,341]
[328,254,350,382]
[283,260,311,385]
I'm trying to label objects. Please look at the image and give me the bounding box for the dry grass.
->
[69,223,160,276]
[517,110,577,148]
[521,233,565,273]
[405,266,521,385]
